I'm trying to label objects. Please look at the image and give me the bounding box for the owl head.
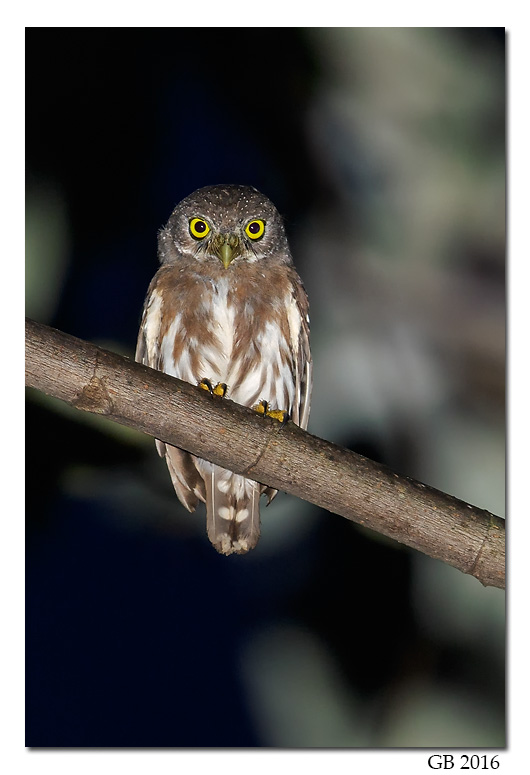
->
[158,184,292,268]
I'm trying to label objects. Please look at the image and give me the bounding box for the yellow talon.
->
[199,379,228,397]
[252,400,289,423]
[212,382,227,397]
[199,378,214,393]
[267,409,288,423]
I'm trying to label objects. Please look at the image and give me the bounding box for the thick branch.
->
[25,318,505,588]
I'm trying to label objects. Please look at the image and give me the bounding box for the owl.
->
[136,184,312,555]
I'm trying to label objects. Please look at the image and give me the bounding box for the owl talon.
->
[252,400,289,424]
[267,408,290,424]
[199,378,214,393]
[213,382,228,397]
[198,379,227,397]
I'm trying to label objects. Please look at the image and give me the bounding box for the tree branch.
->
[25,317,505,588]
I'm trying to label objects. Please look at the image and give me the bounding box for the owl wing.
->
[296,309,312,432]
[290,276,312,430]
[135,277,206,512]
[264,276,312,505]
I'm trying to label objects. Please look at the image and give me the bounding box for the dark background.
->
[26,28,505,747]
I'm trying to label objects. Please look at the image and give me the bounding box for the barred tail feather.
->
[205,467,261,555]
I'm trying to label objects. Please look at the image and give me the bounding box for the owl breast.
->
[157,271,297,414]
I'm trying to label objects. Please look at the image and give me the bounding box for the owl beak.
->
[219,243,235,269]
[217,234,240,268]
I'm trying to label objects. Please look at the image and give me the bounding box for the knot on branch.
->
[467,514,505,587]
[73,374,114,415]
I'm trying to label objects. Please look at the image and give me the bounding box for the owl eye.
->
[189,218,210,239]
[245,219,265,240]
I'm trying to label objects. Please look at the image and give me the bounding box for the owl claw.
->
[252,400,289,424]
[198,379,228,397]
[213,382,228,397]
[199,378,214,394]
[267,408,290,424]
[252,399,268,415]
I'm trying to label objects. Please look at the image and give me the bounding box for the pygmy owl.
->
[136,184,312,555]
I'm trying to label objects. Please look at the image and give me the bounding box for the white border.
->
[9,15,525,775]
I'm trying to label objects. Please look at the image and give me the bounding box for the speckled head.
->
[159,184,292,268]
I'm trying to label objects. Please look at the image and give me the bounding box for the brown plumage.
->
[136,184,312,555]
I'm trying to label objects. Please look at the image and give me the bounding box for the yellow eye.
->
[189,218,210,239]
[245,219,265,240]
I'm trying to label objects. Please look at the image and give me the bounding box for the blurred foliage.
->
[25,182,70,322]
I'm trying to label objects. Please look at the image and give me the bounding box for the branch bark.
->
[25,317,505,589]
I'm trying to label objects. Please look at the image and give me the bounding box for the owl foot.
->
[252,399,290,424]
[199,379,228,397]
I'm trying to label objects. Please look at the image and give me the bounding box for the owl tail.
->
[205,467,261,556]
